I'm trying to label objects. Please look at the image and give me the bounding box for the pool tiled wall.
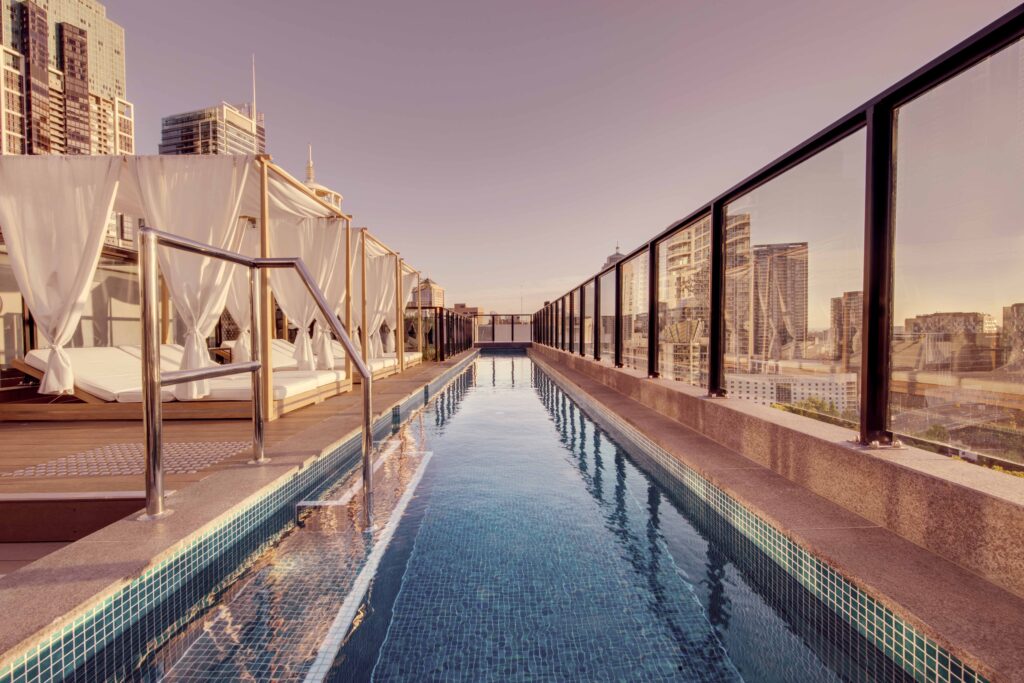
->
[535,357,987,683]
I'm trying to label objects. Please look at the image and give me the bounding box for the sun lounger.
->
[23,347,175,403]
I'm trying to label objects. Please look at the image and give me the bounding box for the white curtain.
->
[0,157,121,394]
[131,156,251,399]
[268,217,345,370]
[224,220,260,362]
[365,252,395,358]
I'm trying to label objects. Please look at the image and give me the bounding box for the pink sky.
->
[104,0,1017,313]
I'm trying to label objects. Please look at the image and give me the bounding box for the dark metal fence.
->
[534,5,1024,466]
[413,307,473,362]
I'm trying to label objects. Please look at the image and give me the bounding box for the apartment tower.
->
[0,0,134,155]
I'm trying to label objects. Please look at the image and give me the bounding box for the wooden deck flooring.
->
[0,359,453,497]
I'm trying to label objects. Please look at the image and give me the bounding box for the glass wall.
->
[620,253,648,372]
[513,314,532,341]
[570,289,581,354]
[724,130,865,422]
[599,270,615,362]
[565,294,573,350]
[495,315,513,342]
[891,37,1024,464]
[583,280,595,357]
[657,217,711,387]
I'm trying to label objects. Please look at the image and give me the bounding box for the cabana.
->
[349,229,423,380]
[0,154,424,422]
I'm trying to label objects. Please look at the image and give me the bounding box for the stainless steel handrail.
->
[139,227,375,528]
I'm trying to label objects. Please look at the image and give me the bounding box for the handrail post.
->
[579,286,586,357]
[593,276,601,361]
[614,261,623,368]
[140,229,166,518]
[361,368,374,529]
[708,201,726,395]
[249,266,265,463]
[647,241,659,377]
[860,104,896,445]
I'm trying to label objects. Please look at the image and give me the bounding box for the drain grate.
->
[1,441,250,478]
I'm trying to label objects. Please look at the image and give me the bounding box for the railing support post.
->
[708,201,726,396]
[647,242,658,377]
[614,262,623,368]
[578,287,586,357]
[860,104,896,445]
[140,229,167,518]
[593,277,601,361]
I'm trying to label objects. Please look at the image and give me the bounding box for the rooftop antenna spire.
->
[306,144,315,184]
[251,54,257,121]
[251,54,260,154]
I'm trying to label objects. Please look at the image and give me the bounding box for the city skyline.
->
[99,0,1017,312]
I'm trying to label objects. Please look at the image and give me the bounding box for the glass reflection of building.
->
[659,217,711,384]
[724,213,809,367]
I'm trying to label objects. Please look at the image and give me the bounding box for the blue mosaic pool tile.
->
[534,358,988,683]
[0,353,478,683]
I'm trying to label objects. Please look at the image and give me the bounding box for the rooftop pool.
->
[145,352,931,681]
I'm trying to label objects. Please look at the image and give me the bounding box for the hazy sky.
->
[103,0,1018,313]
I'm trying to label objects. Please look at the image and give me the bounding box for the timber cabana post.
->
[257,154,275,421]
[417,273,423,356]
[360,228,369,366]
[345,218,353,383]
[396,255,404,372]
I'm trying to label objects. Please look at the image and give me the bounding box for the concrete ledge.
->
[0,351,478,674]
[531,349,1024,682]
[531,345,1024,600]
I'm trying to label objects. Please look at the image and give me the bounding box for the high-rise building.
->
[829,290,863,370]
[723,215,808,365]
[159,102,266,156]
[1003,304,1024,370]
[896,311,1001,373]
[752,242,808,361]
[0,0,134,156]
[410,279,444,308]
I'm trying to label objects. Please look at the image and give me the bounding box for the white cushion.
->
[200,374,320,401]
[270,339,299,369]
[119,344,185,372]
[25,347,175,403]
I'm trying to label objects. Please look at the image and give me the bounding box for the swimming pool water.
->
[330,353,913,682]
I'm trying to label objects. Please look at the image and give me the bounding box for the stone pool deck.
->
[530,346,1024,683]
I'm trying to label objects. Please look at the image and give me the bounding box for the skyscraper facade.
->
[829,290,863,371]
[159,102,266,156]
[752,241,808,361]
[0,0,134,155]
[724,215,809,366]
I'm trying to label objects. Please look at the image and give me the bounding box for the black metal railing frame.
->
[533,5,1024,446]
